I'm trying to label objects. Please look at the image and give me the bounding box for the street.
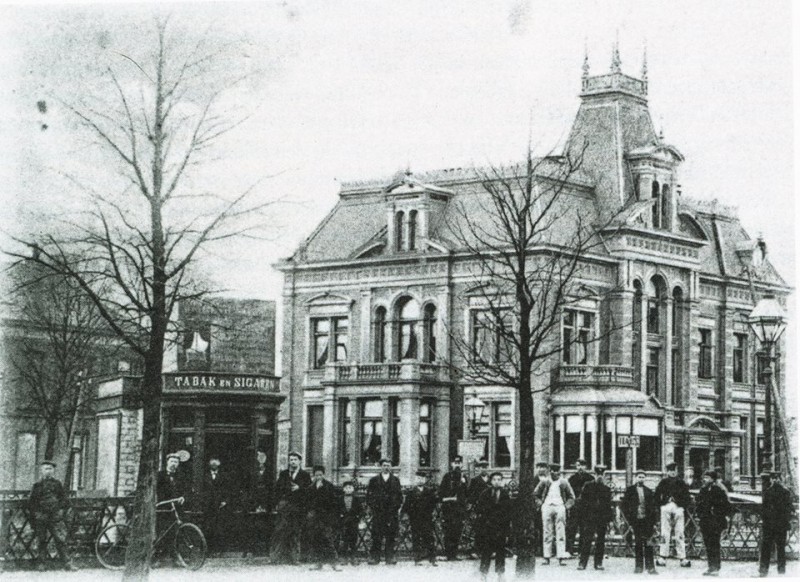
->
[2,556,795,582]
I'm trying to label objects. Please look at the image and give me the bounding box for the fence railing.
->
[1,492,796,567]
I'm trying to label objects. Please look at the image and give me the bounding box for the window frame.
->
[470,399,514,468]
[698,328,714,379]
[733,333,747,384]
[310,315,349,369]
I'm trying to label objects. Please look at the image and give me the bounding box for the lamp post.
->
[464,392,485,439]
[748,294,787,474]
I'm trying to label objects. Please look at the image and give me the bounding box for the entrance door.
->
[205,431,253,494]
[689,447,709,476]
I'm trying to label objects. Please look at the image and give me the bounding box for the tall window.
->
[419,401,432,467]
[756,353,769,385]
[756,418,765,473]
[562,309,593,364]
[341,400,352,466]
[474,401,513,467]
[471,309,511,364]
[391,399,401,466]
[423,304,437,362]
[646,348,660,396]
[672,288,683,335]
[740,416,749,477]
[671,348,680,405]
[311,316,349,368]
[661,184,670,229]
[647,298,660,333]
[733,333,747,383]
[651,180,661,228]
[397,297,419,360]
[373,307,388,362]
[394,211,405,251]
[698,329,713,378]
[70,434,87,490]
[306,405,324,468]
[408,210,417,251]
[361,400,383,465]
[636,417,661,470]
[564,415,582,468]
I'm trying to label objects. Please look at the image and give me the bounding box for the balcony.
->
[553,364,635,389]
[322,362,451,384]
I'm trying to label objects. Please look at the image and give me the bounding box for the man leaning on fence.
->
[654,462,691,568]
[759,470,793,577]
[28,460,77,571]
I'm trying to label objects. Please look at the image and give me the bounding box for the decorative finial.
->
[582,38,590,79]
[611,32,622,74]
[641,41,648,80]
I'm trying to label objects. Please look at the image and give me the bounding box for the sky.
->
[0,1,796,399]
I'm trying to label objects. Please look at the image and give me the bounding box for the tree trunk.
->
[44,422,58,461]
[515,380,537,578]
[122,358,163,582]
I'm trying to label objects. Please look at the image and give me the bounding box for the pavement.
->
[1,556,796,582]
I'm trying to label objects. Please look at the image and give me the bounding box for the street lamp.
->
[748,294,787,473]
[464,392,485,439]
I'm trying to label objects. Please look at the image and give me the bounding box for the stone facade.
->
[276,55,790,490]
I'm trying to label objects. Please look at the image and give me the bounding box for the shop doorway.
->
[689,447,709,476]
[205,431,253,488]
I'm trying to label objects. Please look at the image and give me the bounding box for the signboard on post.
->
[617,435,641,448]
[458,439,485,461]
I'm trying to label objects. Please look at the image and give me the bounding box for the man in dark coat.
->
[567,459,595,555]
[474,472,513,581]
[654,462,692,568]
[531,462,549,557]
[156,453,190,505]
[339,481,363,565]
[438,455,468,560]
[251,449,272,512]
[695,469,732,576]
[621,469,659,574]
[306,466,344,571]
[714,466,734,493]
[468,460,491,557]
[759,471,792,577]
[366,458,403,565]
[28,460,76,571]
[270,451,311,564]
[243,449,272,558]
[576,465,613,571]
[201,457,231,556]
[402,471,439,566]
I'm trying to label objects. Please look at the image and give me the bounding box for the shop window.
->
[584,417,595,468]
[396,297,419,360]
[635,417,661,471]
[360,400,383,465]
[553,419,562,464]
[646,348,659,396]
[698,329,713,378]
[419,401,432,467]
[373,307,388,362]
[306,405,324,468]
[311,316,349,369]
[14,432,37,490]
[475,400,513,467]
[341,400,352,466]
[423,304,437,362]
[614,416,631,471]
[602,420,612,468]
[562,309,593,365]
[564,415,582,468]
[733,333,747,383]
[391,399,401,466]
[471,308,512,364]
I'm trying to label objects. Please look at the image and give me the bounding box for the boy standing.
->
[339,481,363,565]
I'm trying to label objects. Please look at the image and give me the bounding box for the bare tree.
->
[6,264,110,477]
[6,19,276,581]
[448,142,622,578]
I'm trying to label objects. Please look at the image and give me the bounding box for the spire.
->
[582,39,590,79]
[641,40,648,95]
[610,32,621,74]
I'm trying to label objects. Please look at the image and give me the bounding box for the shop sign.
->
[164,373,277,392]
[617,435,640,448]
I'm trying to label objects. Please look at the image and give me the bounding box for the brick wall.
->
[117,409,142,496]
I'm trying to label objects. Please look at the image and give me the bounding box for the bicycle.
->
[95,498,207,570]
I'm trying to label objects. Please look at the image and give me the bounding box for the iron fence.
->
[1,491,796,568]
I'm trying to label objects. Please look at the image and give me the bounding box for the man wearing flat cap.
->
[567,459,594,555]
[576,465,613,571]
[654,462,691,568]
[533,464,575,565]
[759,471,792,577]
[402,471,438,566]
[366,458,403,564]
[438,455,468,560]
[270,451,311,564]
[28,460,76,571]
[621,469,659,574]
[695,470,732,576]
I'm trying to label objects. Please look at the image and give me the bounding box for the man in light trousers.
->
[654,462,692,568]
[534,464,575,566]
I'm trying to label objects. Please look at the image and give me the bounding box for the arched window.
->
[647,276,666,334]
[396,297,419,360]
[408,210,418,251]
[651,181,661,228]
[423,303,437,362]
[395,211,405,251]
[373,307,388,362]
[661,184,671,229]
[671,287,683,336]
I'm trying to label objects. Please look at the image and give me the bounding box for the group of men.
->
[24,450,795,575]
